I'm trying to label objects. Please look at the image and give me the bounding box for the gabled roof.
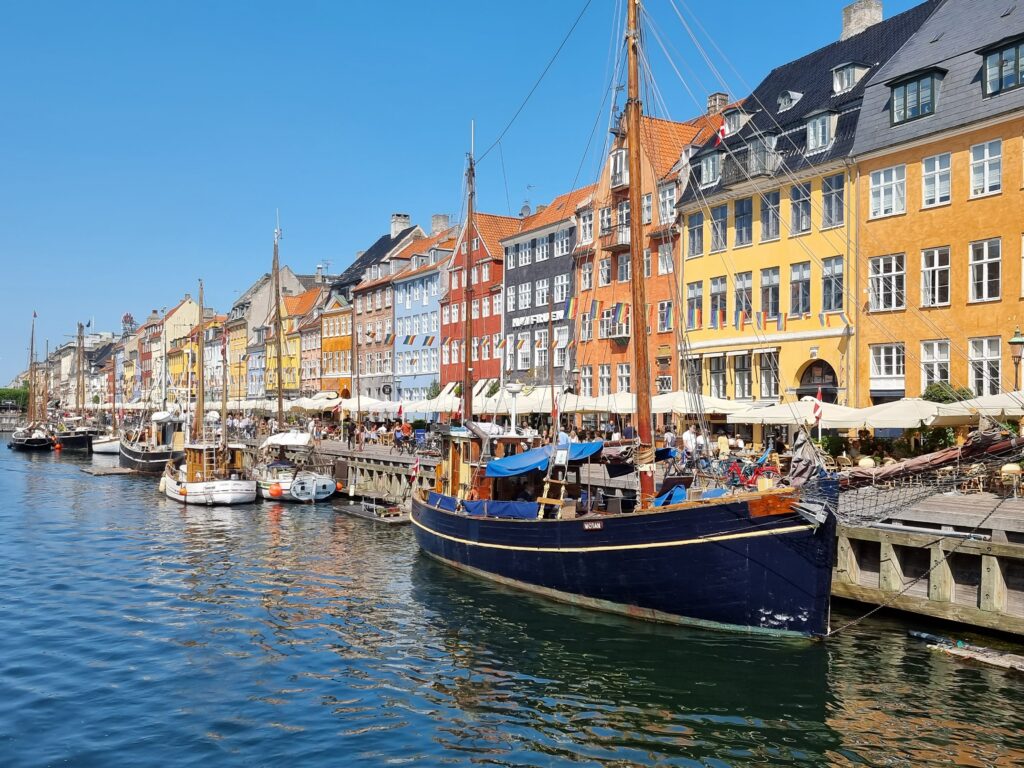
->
[283,287,322,319]
[469,212,520,260]
[637,115,729,178]
[509,184,597,240]
[334,226,420,289]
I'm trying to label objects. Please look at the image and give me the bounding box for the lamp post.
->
[1010,326,1024,391]
[505,381,524,436]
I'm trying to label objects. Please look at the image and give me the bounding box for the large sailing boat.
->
[410,1,837,638]
[52,322,94,453]
[9,313,54,452]
[161,280,257,505]
[251,218,337,503]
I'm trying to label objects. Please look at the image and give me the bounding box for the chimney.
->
[841,0,882,40]
[355,250,365,260]
[315,264,324,283]
[390,213,411,238]
[535,204,547,214]
[431,213,450,235]
[707,92,729,115]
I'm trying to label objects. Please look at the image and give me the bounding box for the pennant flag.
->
[422,335,435,346]
[776,313,786,331]
[397,403,404,419]
[818,312,830,328]
[590,300,600,318]
[733,308,741,329]
[495,337,507,351]
[516,337,527,350]
[382,333,395,345]
[738,311,747,331]
[566,338,576,348]
[565,297,577,318]
[409,456,420,483]
[813,387,823,425]
[754,312,762,330]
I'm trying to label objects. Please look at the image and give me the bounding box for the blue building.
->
[392,231,455,411]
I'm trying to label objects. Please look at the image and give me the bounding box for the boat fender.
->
[54,442,63,452]
[158,476,166,492]
[269,483,283,498]
[335,481,344,493]
[179,486,187,496]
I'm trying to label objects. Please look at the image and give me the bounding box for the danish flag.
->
[813,387,823,425]
[714,122,727,147]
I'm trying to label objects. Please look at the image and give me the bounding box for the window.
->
[471,299,479,319]
[922,153,951,207]
[822,256,843,313]
[833,64,857,93]
[517,333,531,370]
[870,165,906,218]
[616,253,631,283]
[536,237,549,262]
[806,114,832,152]
[657,243,673,275]
[921,247,950,307]
[970,337,1002,395]
[518,282,531,309]
[481,263,490,282]
[759,351,779,399]
[580,366,593,397]
[599,207,612,234]
[760,191,780,241]
[734,354,752,399]
[610,148,628,186]
[761,267,780,318]
[581,260,593,290]
[451,271,460,290]
[734,198,752,246]
[687,212,704,257]
[506,288,515,313]
[658,183,676,222]
[643,248,651,278]
[778,90,801,112]
[657,375,673,394]
[657,300,673,332]
[685,358,702,391]
[686,282,703,329]
[598,258,611,286]
[554,327,568,368]
[471,337,479,362]
[871,344,905,380]
[598,364,612,396]
[790,262,811,316]
[822,174,844,228]
[579,311,592,341]
[710,276,727,324]
[535,278,549,307]
[869,254,905,311]
[709,357,726,398]
[921,340,950,389]
[725,110,742,135]
[505,246,515,270]
[599,309,614,339]
[711,205,728,252]
[642,193,652,224]
[735,271,752,317]
[535,329,548,369]
[579,210,594,243]
[554,229,572,257]
[504,335,514,371]
[891,74,935,124]
[970,238,1001,302]
[616,363,631,393]
[984,40,1024,95]
[616,200,630,241]
[970,140,1001,197]
[790,183,811,233]
[700,153,721,186]
[554,274,569,304]
[451,303,459,324]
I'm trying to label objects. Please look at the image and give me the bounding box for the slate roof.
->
[853,0,1024,155]
[334,226,419,290]
[681,0,939,204]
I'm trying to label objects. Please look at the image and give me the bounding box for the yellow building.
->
[851,1,1024,404]
[265,287,321,398]
[320,293,353,397]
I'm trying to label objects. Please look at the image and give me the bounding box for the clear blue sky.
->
[0,0,918,384]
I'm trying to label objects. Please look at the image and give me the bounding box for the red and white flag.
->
[714,122,727,147]
[397,403,403,419]
[410,456,420,483]
[813,386,823,425]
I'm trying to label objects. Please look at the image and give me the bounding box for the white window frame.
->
[868,254,905,312]
[869,165,906,219]
[579,210,594,243]
[806,114,832,152]
[657,300,673,333]
[518,282,532,310]
[922,153,951,208]
[616,363,631,393]
[969,337,1001,395]
[921,247,950,307]
[970,140,1002,198]
[921,340,950,390]
[581,260,593,290]
[657,243,674,275]
[969,238,1001,303]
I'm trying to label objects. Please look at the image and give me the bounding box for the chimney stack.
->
[315,264,324,283]
[390,213,411,238]
[431,213,450,235]
[707,92,729,115]
[841,0,882,40]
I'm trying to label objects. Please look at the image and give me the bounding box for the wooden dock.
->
[835,492,1024,636]
[80,466,136,476]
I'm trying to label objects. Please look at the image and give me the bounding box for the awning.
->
[260,430,312,449]
[485,441,604,477]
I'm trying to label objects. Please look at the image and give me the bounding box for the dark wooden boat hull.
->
[9,436,53,451]
[411,489,836,638]
[119,441,182,474]
[55,433,92,453]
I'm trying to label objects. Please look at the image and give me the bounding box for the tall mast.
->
[626,0,655,502]
[272,213,285,430]
[77,322,85,417]
[353,302,362,424]
[195,280,205,442]
[461,125,475,426]
[27,314,35,422]
[220,324,229,449]
[547,293,556,440]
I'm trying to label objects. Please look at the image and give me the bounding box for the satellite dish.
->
[519,201,531,217]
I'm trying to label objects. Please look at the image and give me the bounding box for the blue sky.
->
[0,0,919,383]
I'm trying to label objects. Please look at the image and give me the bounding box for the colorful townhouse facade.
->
[675,1,934,411]
[353,265,396,401]
[266,287,321,400]
[501,185,594,391]
[299,309,323,396]
[851,0,1024,404]
[439,211,520,394]
[320,291,353,397]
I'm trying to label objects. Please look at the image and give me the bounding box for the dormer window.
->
[832,63,866,94]
[891,72,937,124]
[777,90,802,112]
[610,149,629,187]
[699,153,721,186]
[806,113,835,153]
[983,38,1024,95]
[724,110,742,136]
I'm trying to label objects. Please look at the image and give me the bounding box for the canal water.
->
[1,447,1022,767]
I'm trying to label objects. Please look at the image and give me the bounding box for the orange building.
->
[320,293,353,397]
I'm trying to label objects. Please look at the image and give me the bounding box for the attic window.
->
[724,110,742,135]
[806,113,836,153]
[832,64,864,94]
[777,90,802,112]
[891,72,937,123]
[983,38,1024,95]
[699,153,721,186]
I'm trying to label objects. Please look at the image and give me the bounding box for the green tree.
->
[921,382,973,404]
[0,387,29,409]
[427,379,441,399]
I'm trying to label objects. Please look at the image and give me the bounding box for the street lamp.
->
[1010,326,1024,390]
[505,381,524,436]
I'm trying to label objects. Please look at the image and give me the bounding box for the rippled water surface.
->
[1,447,1022,767]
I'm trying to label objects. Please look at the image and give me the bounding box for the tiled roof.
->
[513,184,597,238]
[471,212,521,259]
[638,115,727,178]
[335,226,419,289]
[390,227,457,264]
[284,287,322,318]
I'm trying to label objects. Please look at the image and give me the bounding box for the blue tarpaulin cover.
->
[464,500,540,519]
[654,485,688,506]
[485,441,604,478]
[427,492,458,511]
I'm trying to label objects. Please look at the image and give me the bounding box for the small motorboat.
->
[161,442,257,506]
[91,434,120,454]
[253,431,338,503]
[9,424,54,451]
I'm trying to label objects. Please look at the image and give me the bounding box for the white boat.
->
[253,431,338,502]
[91,434,120,454]
[161,442,257,505]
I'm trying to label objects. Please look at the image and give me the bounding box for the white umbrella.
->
[940,390,1024,419]
[651,390,749,415]
[726,397,860,427]
[826,398,975,429]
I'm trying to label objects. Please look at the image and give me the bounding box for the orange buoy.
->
[335,482,343,492]
[269,483,283,498]
[179,486,187,496]
[54,443,63,452]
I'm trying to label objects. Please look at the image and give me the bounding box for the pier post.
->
[879,541,902,593]
[836,534,859,585]
[928,545,952,602]
[980,554,1007,612]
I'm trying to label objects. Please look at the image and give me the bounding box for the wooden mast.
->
[272,214,285,431]
[626,0,655,503]
[195,280,205,442]
[548,293,557,440]
[220,324,229,450]
[77,321,85,417]
[461,129,476,427]
[27,314,35,422]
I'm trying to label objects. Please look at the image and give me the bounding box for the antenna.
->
[470,120,475,157]
[275,209,282,244]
